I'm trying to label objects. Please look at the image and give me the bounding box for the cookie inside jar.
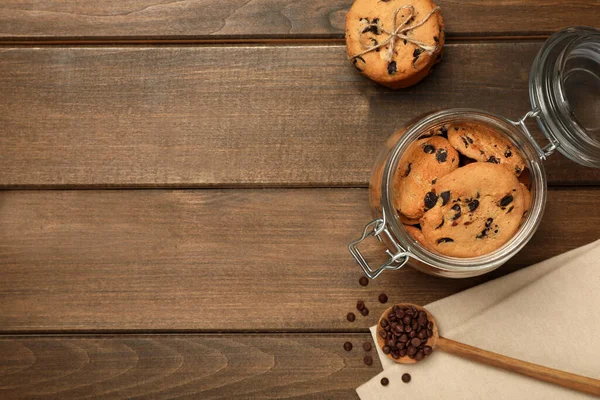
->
[392,122,533,258]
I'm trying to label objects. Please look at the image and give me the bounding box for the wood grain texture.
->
[1,188,598,332]
[0,334,375,399]
[0,0,598,40]
[1,43,599,188]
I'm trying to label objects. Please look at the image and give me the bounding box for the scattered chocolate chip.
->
[487,156,500,164]
[477,218,495,239]
[486,218,494,227]
[415,350,425,361]
[507,205,514,213]
[499,195,514,207]
[468,199,480,212]
[451,204,462,220]
[357,300,365,311]
[440,125,448,135]
[433,36,439,43]
[454,126,459,131]
[359,276,369,286]
[413,48,423,58]
[402,373,412,383]
[441,191,450,206]
[364,355,373,366]
[382,345,390,353]
[387,61,397,75]
[381,377,389,386]
[379,293,388,303]
[515,166,522,175]
[435,148,448,163]
[461,136,469,148]
[423,345,433,355]
[504,149,512,158]
[431,178,437,184]
[344,342,353,351]
[361,307,369,316]
[437,237,454,244]
[363,342,372,352]
[423,144,435,154]
[424,192,438,210]
[404,163,412,177]
[466,136,474,144]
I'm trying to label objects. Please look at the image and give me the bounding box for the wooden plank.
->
[0,188,598,332]
[1,43,599,188]
[0,1,598,40]
[0,334,374,399]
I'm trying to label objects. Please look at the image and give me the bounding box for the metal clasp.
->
[509,108,558,160]
[348,217,411,279]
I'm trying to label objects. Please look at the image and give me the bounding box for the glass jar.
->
[349,26,600,279]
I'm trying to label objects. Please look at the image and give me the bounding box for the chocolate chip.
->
[487,156,500,164]
[418,330,427,340]
[427,321,433,329]
[344,342,353,351]
[379,330,387,339]
[423,144,435,154]
[454,126,459,131]
[499,195,513,207]
[363,342,372,352]
[410,338,421,347]
[364,355,373,366]
[403,39,407,45]
[415,350,425,361]
[431,178,437,184]
[399,334,409,342]
[437,237,454,244]
[402,315,411,325]
[507,205,514,213]
[441,191,450,206]
[467,136,474,144]
[382,345,390,354]
[515,166,522,175]
[468,199,480,212]
[433,36,439,42]
[379,293,388,303]
[413,48,423,58]
[424,192,438,210]
[402,373,412,383]
[403,163,412,177]
[361,307,369,316]
[407,346,417,356]
[381,377,389,386]
[399,348,407,357]
[435,148,448,163]
[347,312,356,322]
[357,300,365,311]
[461,136,469,148]
[359,276,369,286]
[486,218,494,227]
[423,345,433,355]
[504,149,512,158]
[451,204,462,220]
[381,319,388,328]
[387,61,397,75]
[352,56,366,72]
[435,218,445,229]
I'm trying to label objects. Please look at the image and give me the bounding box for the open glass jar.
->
[349,26,600,279]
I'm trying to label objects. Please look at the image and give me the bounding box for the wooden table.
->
[0,2,598,398]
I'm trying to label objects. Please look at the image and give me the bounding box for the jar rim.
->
[381,109,547,272]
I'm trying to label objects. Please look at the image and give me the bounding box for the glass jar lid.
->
[530,26,600,168]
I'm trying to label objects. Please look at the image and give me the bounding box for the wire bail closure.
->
[348,215,411,279]
[509,108,558,160]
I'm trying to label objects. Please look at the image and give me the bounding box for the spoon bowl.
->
[376,303,439,364]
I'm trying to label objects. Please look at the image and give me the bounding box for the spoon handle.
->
[436,337,600,396]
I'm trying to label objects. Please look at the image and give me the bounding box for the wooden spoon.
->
[377,303,600,396]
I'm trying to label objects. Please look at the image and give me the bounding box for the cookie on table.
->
[447,123,526,176]
[420,163,526,258]
[394,136,459,220]
[346,0,444,89]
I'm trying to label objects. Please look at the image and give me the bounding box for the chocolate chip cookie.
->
[420,163,526,257]
[346,0,444,89]
[394,136,459,220]
[447,123,526,176]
